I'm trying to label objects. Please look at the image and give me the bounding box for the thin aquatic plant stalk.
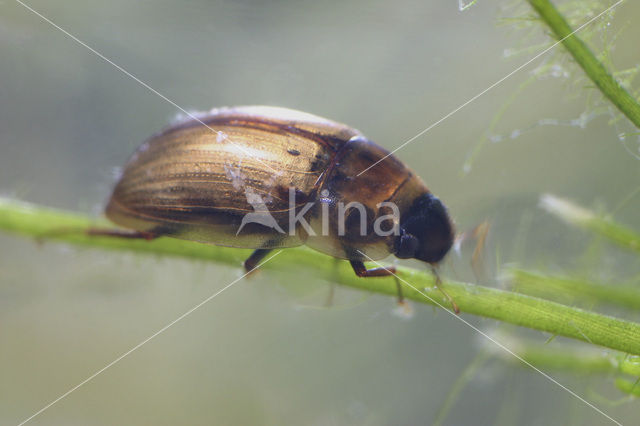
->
[540,194,640,254]
[527,0,640,129]
[508,268,640,311]
[490,336,640,395]
[2,197,640,355]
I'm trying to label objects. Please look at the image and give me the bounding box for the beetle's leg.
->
[395,278,405,305]
[86,228,158,240]
[349,260,396,277]
[324,258,341,307]
[453,220,490,283]
[349,260,405,305]
[325,283,336,307]
[37,227,160,245]
[244,249,272,273]
[431,266,460,314]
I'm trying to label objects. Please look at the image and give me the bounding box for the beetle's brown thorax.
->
[306,137,429,261]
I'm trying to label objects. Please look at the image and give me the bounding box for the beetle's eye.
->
[395,232,419,259]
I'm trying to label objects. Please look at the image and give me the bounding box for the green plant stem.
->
[540,194,640,254]
[527,0,640,129]
[2,197,640,354]
[508,268,640,311]
[433,353,490,426]
[498,341,615,374]
[491,337,640,395]
[615,378,640,397]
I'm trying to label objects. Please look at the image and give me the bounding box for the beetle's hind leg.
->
[244,237,287,273]
[323,258,342,307]
[86,228,159,240]
[85,224,181,242]
[38,226,162,244]
[244,249,272,273]
[349,260,406,306]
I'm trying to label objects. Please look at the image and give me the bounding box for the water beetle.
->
[95,106,455,308]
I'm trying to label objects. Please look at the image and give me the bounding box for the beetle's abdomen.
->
[106,106,361,249]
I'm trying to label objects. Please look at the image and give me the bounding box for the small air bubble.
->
[550,64,568,78]
[539,118,559,126]
[224,164,246,190]
[392,301,414,320]
[618,133,626,141]
[216,132,227,143]
[510,129,521,139]
[320,189,331,203]
[489,134,503,143]
[570,112,589,129]
[111,167,123,180]
[453,239,462,256]
[170,109,205,125]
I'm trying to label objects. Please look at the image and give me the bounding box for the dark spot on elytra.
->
[287,149,301,156]
[309,159,323,172]
[274,185,312,204]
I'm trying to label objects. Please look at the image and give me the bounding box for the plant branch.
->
[496,339,616,374]
[540,194,640,254]
[2,197,640,355]
[508,268,640,311]
[616,378,640,397]
[488,335,640,395]
[527,0,640,129]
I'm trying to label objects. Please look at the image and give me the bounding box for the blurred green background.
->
[1,1,639,425]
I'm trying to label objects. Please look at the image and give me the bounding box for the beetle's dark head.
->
[394,193,454,265]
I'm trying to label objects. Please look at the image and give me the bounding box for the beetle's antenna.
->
[452,221,491,284]
[471,221,490,283]
[430,264,460,314]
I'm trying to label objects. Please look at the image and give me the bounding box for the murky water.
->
[1,1,639,425]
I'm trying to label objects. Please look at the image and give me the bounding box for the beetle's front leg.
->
[349,260,396,277]
[349,260,404,304]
